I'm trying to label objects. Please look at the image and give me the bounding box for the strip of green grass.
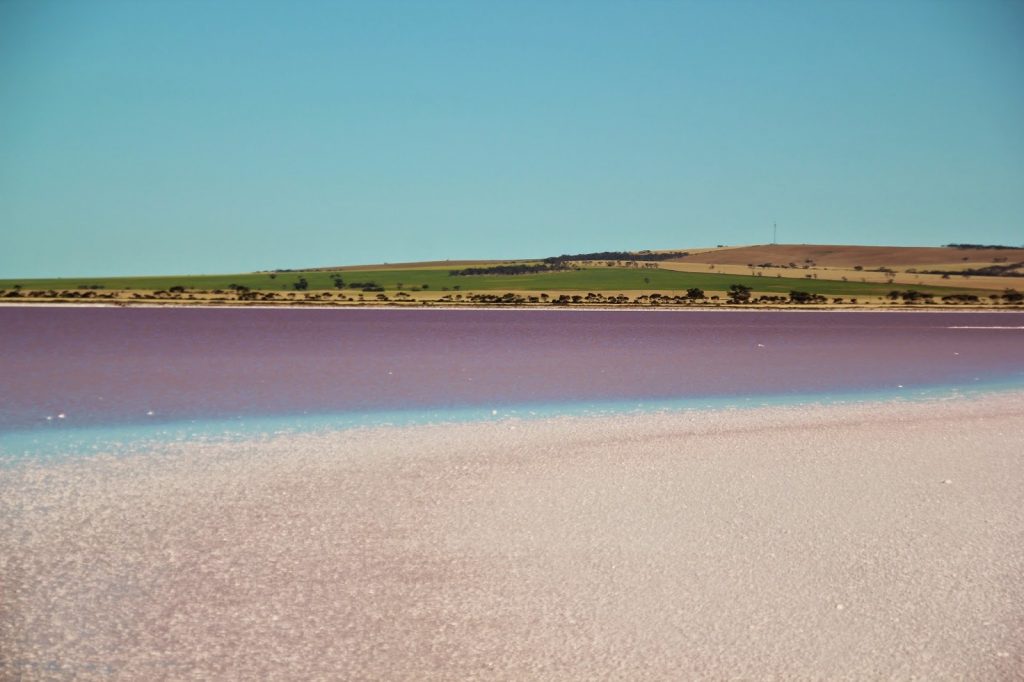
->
[0,267,987,297]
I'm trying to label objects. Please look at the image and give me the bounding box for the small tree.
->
[293,277,309,291]
[789,290,815,304]
[685,287,705,300]
[727,284,752,304]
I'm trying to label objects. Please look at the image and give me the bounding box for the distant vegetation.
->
[920,263,1023,277]
[2,284,1019,308]
[945,243,1020,250]
[543,250,690,263]
[726,284,752,304]
[1002,289,1024,302]
[450,263,570,276]
[789,290,827,304]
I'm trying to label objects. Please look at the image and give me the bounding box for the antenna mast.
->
[772,222,777,245]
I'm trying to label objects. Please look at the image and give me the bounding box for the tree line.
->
[449,263,570,276]
[543,250,690,264]
[945,244,1020,250]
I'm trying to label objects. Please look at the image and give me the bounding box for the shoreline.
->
[4,381,1024,460]
[2,300,1022,313]
[3,391,1023,677]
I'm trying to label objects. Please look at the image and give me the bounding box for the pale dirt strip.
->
[2,393,1023,679]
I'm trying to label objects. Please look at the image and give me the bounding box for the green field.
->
[0,267,985,297]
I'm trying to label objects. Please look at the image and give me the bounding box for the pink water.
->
[1,307,1023,432]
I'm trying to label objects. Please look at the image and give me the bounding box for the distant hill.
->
[668,244,1024,269]
[286,244,1023,273]
[2,243,1020,307]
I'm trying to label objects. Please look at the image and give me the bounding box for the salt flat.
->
[2,393,1023,679]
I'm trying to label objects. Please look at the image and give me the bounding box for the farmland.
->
[3,243,1021,307]
[0,266,987,298]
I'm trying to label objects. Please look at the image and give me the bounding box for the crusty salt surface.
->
[2,393,1023,679]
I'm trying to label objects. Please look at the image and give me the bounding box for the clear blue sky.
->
[2,0,1022,277]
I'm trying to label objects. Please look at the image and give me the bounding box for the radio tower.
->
[772,222,777,244]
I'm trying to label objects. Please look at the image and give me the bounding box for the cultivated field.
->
[670,243,1024,269]
[652,244,1023,292]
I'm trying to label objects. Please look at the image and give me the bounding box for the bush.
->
[789,290,825,304]
[941,294,979,304]
[727,284,752,304]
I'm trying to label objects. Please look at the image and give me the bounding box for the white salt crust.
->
[2,394,1023,679]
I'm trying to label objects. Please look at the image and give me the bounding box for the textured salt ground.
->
[2,395,1023,680]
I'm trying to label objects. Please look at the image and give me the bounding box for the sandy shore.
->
[2,393,1023,679]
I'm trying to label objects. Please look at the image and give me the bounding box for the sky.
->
[1,0,1022,277]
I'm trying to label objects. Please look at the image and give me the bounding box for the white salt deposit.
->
[2,392,1023,678]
